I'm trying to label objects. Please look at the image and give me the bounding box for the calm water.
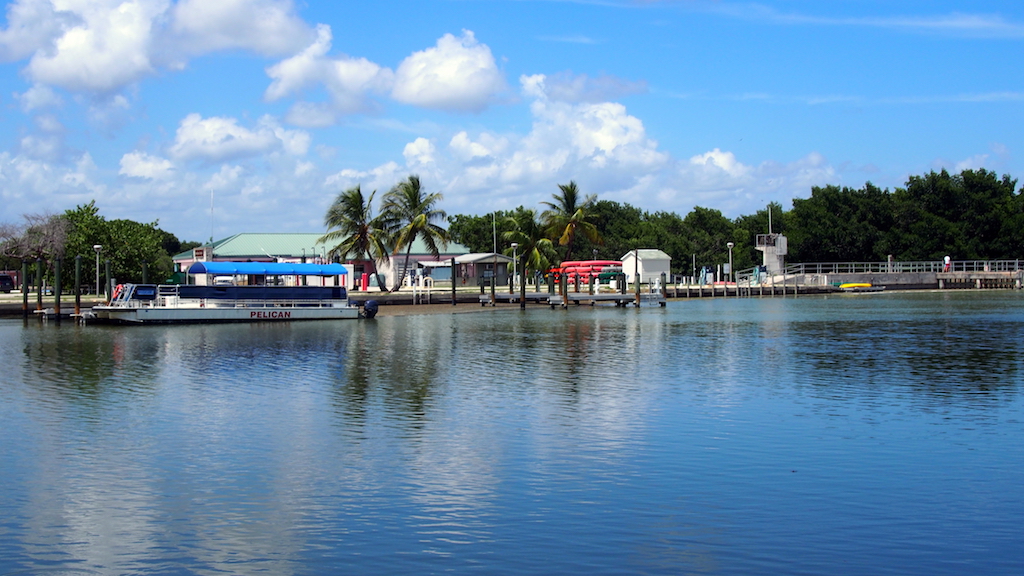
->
[1,291,1022,575]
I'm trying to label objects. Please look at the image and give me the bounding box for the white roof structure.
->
[455,253,514,265]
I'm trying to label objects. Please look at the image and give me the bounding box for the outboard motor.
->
[362,300,378,319]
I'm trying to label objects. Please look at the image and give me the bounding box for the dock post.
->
[142,261,148,284]
[21,260,29,318]
[75,255,82,316]
[451,257,456,305]
[104,259,112,302]
[36,258,43,312]
[54,258,62,322]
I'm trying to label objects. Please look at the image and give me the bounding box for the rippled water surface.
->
[1,291,1022,575]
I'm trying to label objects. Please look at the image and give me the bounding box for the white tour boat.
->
[86,261,362,324]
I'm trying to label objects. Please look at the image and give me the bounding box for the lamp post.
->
[726,241,735,291]
[93,245,102,296]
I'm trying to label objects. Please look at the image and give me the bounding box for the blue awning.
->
[188,261,349,276]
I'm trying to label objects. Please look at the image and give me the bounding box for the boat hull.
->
[90,305,359,324]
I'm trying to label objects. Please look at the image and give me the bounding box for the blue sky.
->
[1,0,1022,242]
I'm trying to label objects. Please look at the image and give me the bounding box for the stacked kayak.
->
[558,260,623,281]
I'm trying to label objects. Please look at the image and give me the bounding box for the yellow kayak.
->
[839,283,872,289]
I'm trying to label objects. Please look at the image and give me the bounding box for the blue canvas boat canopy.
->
[188,261,349,276]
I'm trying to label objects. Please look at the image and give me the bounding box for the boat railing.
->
[107,284,350,309]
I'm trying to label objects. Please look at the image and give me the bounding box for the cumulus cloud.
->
[120,151,175,180]
[19,133,63,161]
[15,84,63,111]
[25,0,163,93]
[0,0,72,62]
[403,137,436,167]
[264,23,394,122]
[391,30,507,112]
[336,75,670,213]
[169,0,313,57]
[324,161,403,194]
[263,27,508,124]
[0,151,106,210]
[538,71,648,103]
[1,0,312,95]
[169,113,309,162]
[670,149,835,213]
[329,76,837,219]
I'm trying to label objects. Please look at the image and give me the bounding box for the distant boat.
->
[839,282,886,293]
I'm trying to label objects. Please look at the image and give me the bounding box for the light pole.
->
[93,245,102,296]
[726,241,735,287]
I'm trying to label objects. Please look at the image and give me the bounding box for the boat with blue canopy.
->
[85,261,360,324]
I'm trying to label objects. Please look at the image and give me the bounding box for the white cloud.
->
[26,0,163,94]
[0,151,106,209]
[34,113,64,133]
[264,24,394,118]
[324,161,403,194]
[19,134,63,161]
[170,0,313,57]
[954,154,990,172]
[120,151,175,180]
[168,113,309,162]
[331,78,836,220]
[403,137,435,167]
[3,0,313,95]
[204,164,244,191]
[15,84,63,111]
[449,131,508,162]
[391,30,507,112]
[0,0,72,62]
[539,71,648,103]
[670,149,835,213]
[284,102,337,128]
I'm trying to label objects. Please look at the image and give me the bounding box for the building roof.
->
[455,253,514,264]
[174,233,469,261]
[189,261,350,276]
[620,249,672,261]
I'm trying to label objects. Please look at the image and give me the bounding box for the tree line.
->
[448,168,1023,277]
[4,167,1019,290]
[0,201,198,290]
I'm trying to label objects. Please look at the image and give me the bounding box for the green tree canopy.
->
[541,181,602,262]
[62,201,178,286]
[381,175,449,290]
[319,185,393,291]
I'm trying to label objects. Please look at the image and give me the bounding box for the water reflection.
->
[0,291,1022,575]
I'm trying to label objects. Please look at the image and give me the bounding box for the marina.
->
[1,291,1022,575]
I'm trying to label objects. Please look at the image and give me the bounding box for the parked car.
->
[0,274,14,293]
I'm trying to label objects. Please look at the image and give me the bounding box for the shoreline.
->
[0,296,534,319]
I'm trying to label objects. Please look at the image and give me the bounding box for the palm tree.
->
[503,207,557,308]
[318,185,392,291]
[541,181,602,262]
[381,175,449,291]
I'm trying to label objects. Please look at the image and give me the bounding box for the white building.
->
[621,249,672,284]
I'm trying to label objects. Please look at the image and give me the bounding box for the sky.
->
[1,0,1022,243]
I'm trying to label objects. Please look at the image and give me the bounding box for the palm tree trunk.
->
[389,246,414,292]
